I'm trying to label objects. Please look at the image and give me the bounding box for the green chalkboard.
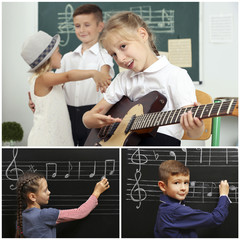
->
[39,2,199,82]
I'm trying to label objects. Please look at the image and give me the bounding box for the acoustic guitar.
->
[84,91,238,146]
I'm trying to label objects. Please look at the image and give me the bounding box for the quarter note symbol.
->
[89,161,96,178]
[65,161,72,178]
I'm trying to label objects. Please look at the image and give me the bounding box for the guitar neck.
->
[131,99,238,131]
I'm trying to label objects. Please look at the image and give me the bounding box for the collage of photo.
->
[2,1,238,239]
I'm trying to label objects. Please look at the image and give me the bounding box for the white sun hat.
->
[21,30,60,72]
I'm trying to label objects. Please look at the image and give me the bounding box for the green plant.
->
[2,122,24,142]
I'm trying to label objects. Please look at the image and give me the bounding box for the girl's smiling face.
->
[103,28,158,72]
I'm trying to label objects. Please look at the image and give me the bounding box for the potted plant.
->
[2,121,24,146]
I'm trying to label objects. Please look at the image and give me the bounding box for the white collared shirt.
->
[103,56,197,140]
[56,43,114,106]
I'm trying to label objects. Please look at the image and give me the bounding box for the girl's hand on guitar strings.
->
[83,105,121,129]
[180,102,204,139]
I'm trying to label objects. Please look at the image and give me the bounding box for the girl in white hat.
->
[21,31,111,146]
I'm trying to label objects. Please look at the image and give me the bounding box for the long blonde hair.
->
[99,11,159,56]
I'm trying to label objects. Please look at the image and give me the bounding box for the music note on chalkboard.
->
[102,159,115,178]
[206,182,216,197]
[46,163,57,179]
[64,161,72,178]
[89,161,96,178]
[125,148,238,209]
[169,151,176,160]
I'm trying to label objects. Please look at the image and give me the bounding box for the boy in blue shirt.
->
[154,160,230,238]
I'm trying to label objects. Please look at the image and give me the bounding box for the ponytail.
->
[16,172,44,238]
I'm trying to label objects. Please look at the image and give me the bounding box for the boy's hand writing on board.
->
[92,71,111,93]
[28,92,35,113]
[92,178,110,199]
[219,180,229,196]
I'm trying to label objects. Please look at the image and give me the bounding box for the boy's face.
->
[73,13,103,46]
[159,174,190,201]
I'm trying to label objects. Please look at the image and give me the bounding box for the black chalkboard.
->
[2,148,119,238]
[38,2,199,82]
[122,148,238,238]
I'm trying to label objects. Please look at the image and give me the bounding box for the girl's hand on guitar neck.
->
[83,100,122,129]
[180,102,205,139]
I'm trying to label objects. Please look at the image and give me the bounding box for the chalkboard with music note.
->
[2,148,119,238]
[38,2,200,82]
[122,148,238,238]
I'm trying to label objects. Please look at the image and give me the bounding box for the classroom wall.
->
[2,2,38,146]
[2,2,238,146]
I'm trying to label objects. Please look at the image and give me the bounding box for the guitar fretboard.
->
[131,99,238,130]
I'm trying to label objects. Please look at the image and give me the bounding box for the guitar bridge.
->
[125,115,136,134]
[98,122,120,142]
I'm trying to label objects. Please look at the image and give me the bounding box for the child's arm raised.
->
[34,70,111,97]
[56,178,110,224]
[155,180,231,236]
[83,98,122,129]
[39,70,111,87]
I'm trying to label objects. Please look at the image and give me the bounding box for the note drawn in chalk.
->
[102,159,115,178]
[46,163,57,179]
[89,161,96,178]
[64,161,73,178]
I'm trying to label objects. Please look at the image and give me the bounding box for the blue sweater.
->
[154,194,230,238]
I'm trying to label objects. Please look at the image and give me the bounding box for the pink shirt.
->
[56,195,98,224]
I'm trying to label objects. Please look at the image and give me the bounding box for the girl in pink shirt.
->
[16,172,109,238]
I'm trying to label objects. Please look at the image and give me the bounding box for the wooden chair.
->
[182,89,213,141]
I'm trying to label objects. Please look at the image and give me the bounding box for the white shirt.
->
[103,56,197,140]
[56,43,114,107]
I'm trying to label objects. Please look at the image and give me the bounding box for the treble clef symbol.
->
[58,4,74,47]
[130,148,148,208]
[130,148,148,171]
[130,170,147,209]
[5,148,23,190]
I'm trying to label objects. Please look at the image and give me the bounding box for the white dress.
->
[28,76,74,146]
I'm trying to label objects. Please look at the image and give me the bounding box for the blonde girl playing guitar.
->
[83,12,204,146]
